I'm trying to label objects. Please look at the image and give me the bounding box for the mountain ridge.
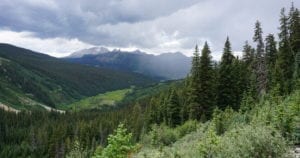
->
[65,47,192,80]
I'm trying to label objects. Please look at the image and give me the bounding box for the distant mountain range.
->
[0,44,155,110]
[65,47,192,80]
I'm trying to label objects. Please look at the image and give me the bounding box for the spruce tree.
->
[188,45,201,120]
[289,4,300,56]
[217,37,236,110]
[265,34,277,88]
[274,8,294,94]
[198,42,215,120]
[242,41,255,66]
[265,34,277,68]
[232,58,248,109]
[289,5,300,84]
[166,90,181,127]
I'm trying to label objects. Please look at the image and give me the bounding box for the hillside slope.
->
[134,90,300,157]
[0,44,155,109]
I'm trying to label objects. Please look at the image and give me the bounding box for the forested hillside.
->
[0,3,299,158]
[0,44,155,109]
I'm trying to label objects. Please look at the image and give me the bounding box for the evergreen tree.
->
[274,8,294,94]
[289,4,300,56]
[253,20,268,95]
[265,34,277,68]
[265,34,277,88]
[253,21,265,58]
[198,42,216,120]
[217,37,236,110]
[241,41,255,93]
[232,58,248,110]
[242,41,255,66]
[166,90,181,127]
[294,51,300,85]
[289,5,300,84]
[188,45,201,120]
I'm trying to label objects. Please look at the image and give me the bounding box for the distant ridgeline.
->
[64,48,191,80]
[0,43,156,110]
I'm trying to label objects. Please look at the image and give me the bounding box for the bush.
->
[93,123,137,158]
[149,124,178,147]
[176,120,198,137]
[198,125,290,158]
[198,127,220,157]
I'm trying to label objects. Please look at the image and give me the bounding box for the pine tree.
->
[232,58,248,110]
[289,5,300,85]
[265,34,277,68]
[253,21,265,58]
[166,90,181,127]
[289,4,300,56]
[188,45,201,120]
[198,42,216,120]
[274,8,294,94]
[241,41,255,93]
[265,34,277,89]
[253,20,268,95]
[242,41,255,66]
[217,37,236,110]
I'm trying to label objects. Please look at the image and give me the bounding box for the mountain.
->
[69,47,110,58]
[0,43,155,110]
[64,47,191,80]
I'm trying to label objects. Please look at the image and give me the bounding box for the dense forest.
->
[0,3,300,158]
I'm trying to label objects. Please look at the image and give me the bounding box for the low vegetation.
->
[133,90,300,157]
[62,88,132,111]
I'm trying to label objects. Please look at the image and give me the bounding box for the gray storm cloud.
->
[0,0,298,56]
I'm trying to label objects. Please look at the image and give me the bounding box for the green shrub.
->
[149,124,178,147]
[94,123,137,158]
[198,125,290,158]
[66,139,90,158]
[176,120,198,137]
[198,127,220,157]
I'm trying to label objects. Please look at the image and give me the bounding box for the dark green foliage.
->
[289,5,300,56]
[242,41,255,66]
[187,45,202,120]
[253,21,265,57]
[166,90,181,127]
[265,34,278,89]
[217,37,236,110]
[0,104,146,157]
[274,8,294,94]
[197,42,216,120]
[265,34,277,68]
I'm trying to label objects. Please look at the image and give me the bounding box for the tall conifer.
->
[217,37,235,110]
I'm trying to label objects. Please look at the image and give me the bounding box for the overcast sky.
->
[0,0,298,59]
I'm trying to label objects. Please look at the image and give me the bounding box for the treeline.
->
[146,4,300,127]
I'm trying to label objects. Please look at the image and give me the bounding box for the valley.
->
[0,1,299,158]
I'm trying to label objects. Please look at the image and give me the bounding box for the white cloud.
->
[0,0,298,59]
[0,30,93,57]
